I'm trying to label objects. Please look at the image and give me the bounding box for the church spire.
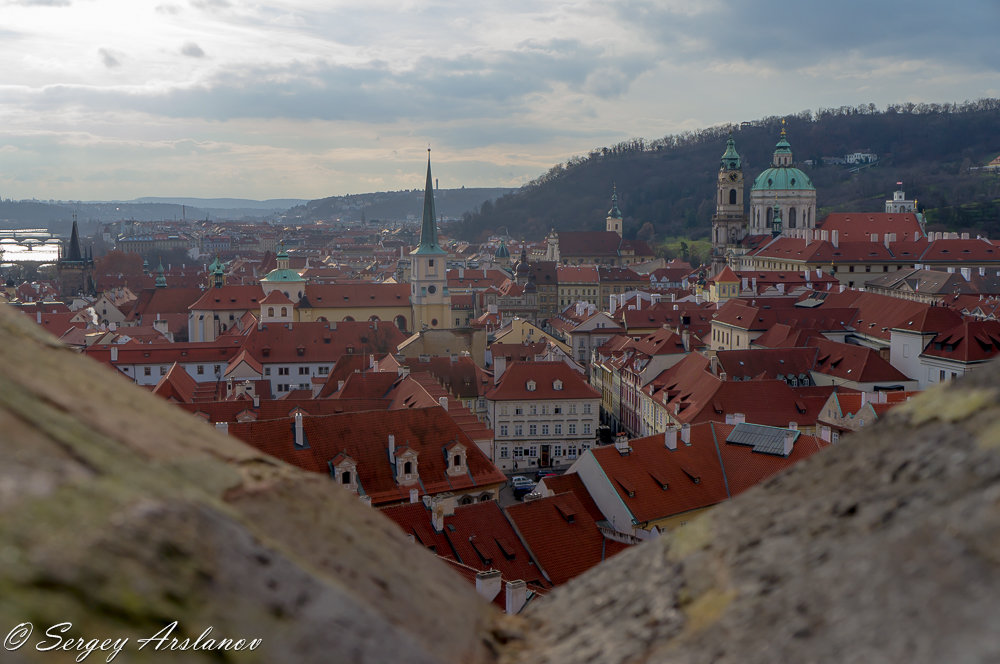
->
[412,149,445,255]
[67,214,83,262]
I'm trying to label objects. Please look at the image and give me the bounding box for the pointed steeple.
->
[608,183,622,219]
[411,149,445,255]
[155,258,167,288]
[67,214,83,262]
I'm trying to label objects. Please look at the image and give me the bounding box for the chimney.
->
[980,267,986,277]
[872,233,879,243]
[821,230,829,242]
[751,277,757,291]
[962,232,970,240]
[110,346,118,362]
[788,421,798,431]
[831,230,839,248]
[252,394,260,408]
[725,413,734,424]
[741,277,748,290]
[409,488,419,504]
[733,412,746,424]
[369,353,376,370]
[961,267,971,281]
[505,580,527,615]
[388,434,396,459]
[431,504,448,532]
[337,379,345,392]
[439,396,449,411]
[883,234,890,249]
[475,570,502,602]
[614,432,630,455]
[680,422,691,445]
[783,429,795,456]
[36,310,41,324]
[719,371,727,381]
[215,422,229,434]
[664,427,678,450]
[681,328,690,352]
[294,411,304,448]
[709,355,719,375]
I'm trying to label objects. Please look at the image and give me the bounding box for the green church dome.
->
[751,166,815,192]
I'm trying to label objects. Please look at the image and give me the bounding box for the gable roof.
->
[485,361,600,401]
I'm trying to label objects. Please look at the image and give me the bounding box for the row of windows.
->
[276,383,311,392]
[498,443,591,459]
[501,403,593,416]
[498,423,592,437]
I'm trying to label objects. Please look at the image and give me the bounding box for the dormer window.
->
[526,380,536,392]
[553,379,563,391]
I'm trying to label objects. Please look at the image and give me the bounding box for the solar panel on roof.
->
[726,422,797,456]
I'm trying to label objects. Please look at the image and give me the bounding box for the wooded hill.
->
[450,99,1000,244]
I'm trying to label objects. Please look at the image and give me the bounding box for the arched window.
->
[403,461,413,475]
[729,189,737,205]
[394,315,407,332]
[788,208,797,228]
[369,315,380,322]
[267,307,274,317]
[342,316,355,322]
[341,471,351,484]
[453,454,462,468]
[766,207,773,226]
[281,306,287,316]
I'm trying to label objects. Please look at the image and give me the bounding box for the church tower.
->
[409,150,452,331]
[57,215,95,296]
[711,134,747,275]
[606,184,623,237]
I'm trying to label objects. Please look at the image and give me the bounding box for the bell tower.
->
[711,133,747,275]
[606,184,623,237]
[409,149,452,331]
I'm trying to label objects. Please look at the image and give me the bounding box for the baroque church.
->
[543,185,655,267]
[710,124,817,274]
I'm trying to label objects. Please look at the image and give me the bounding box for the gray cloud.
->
[12,0,71,6]
[615,0,1000,72]
[98,48,122,68]
[181,42,205,58]
[28,37,650,131]
[190,0,231,10]
[155,4,181,14]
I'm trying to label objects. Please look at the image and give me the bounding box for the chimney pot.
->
[505,580,527,615]
[664,427,678,450]
[680,423,691,445]
[475,570,502,602]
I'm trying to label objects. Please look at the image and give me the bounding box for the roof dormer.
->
[329,452,358,494]
[395,447,419,485]
[552,379,563,391]
[444,441,467,477]
[526,379,536,392]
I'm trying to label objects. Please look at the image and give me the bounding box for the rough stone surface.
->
[504,368,1000,663]
[6,296,1000,664]
[0,305,496,663]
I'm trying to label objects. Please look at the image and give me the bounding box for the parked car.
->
[536,470,560,481]
[509,475,536,499]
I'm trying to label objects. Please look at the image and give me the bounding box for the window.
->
[583,403,592,414]
[428,259,435,267]
[277,384,289,392]
[566,444,577,458]
[529,424,537,436]
[529,404,537,415]
[267,307,274,317]
[528,446,537,458]
[499,446,509,459]
[541,424,549,435]
[298,367,309,375]
[500,425,508,437]
[341,471,351,484]
[513,447,524,458]
[197,365,204,375]
[500,406,509,415]
[554,406,562,414]
[318,366,330,375]
[278,367,290,376]
[515,406,523,415]
[160,366,167,376]
[569,404,577,415]
[568,424,577,435]
[403,461,413,475]
[583,423,592,435]
[554,424,562,435]
[264,368,271,376]
[514,425,523,436]
[144,367,151,376]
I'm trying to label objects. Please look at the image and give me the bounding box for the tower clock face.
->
[729,172,739,182]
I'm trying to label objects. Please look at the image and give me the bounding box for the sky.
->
[1,0,998,202]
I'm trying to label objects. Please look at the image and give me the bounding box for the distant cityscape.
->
[4,129,1000,610]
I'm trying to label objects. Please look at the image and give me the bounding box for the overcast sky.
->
[1,0,998,201]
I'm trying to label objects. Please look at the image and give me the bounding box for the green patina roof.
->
[751,167,815,191]
[608,184,622,219]
[261,268,304,283]
[411,150,446,256]
[721,134,741,170]
[494,240,510,258]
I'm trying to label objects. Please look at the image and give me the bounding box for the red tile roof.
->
[807,337,910,383]
[485,361,600,401]
[505,492,627,586]
[921,319,1000,363]
[228,406,506,506]
[189,285,265,311]
[302,282,410,308]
